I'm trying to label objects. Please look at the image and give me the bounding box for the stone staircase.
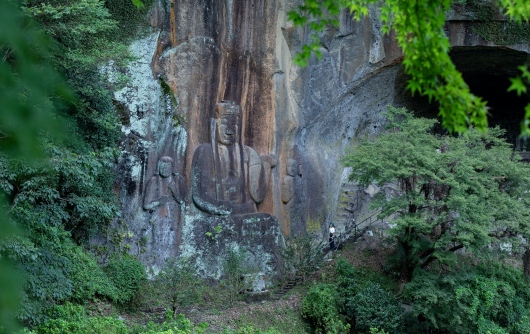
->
[332,181,360,238]
[272,275,303,300]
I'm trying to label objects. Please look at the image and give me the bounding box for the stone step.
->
[272,277,303,300]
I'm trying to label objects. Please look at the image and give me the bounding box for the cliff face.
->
[110,1,528,274]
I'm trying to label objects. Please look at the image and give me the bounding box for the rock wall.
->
[110,0,529,276]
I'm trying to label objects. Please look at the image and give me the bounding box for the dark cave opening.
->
[395,46,530,146]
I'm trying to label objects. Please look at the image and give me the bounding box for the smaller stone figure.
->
[281,158,298,204]
[143,156,187,262]
[143,156,186,216]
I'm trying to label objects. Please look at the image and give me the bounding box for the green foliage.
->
[334,259,402,333]
[134,313,208,334]
[343,107,530,280]
[404,262,530,333]
[159,257,203,314]
[21,0,118,51]
[3,232,118,326]
[21,0,126,150]
[222,247,255,306]
[0,1,75,328]
[280,235,325,282]
[17,243,74,326]
[300,283,350,334]
[369,329,389,334]
[37,302,127,334]
[67,245,119,303]
[106,0,154,42]
[1,0,147,329]
[218,305,309,334]
[353,284,403,333]
[288,0,530,134]
[0,1,72,160]
[221,327,282,334]
[104,256,147,304]
[461,0,530,46]
[515,314,530,334]
[508,65,530,136]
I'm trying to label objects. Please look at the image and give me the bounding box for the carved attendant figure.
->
[281,158,298,204]
[144,156,186,216]
[143,156,186,260]
[191,101,275,216]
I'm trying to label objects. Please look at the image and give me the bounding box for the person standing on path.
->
[329,222,336,250]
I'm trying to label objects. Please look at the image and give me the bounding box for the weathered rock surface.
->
[108,0,530,277]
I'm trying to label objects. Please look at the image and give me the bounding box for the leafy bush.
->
[159,257,203,313]
[300,283,349,334]
[17,248,73,326]
[280,235,324,282]
[104,256,146,304]
[67,244,119,302]
[38,303,127,334]
[404,262,530,333]
[352,284,403,333]
[135,313,208,334]
[221,247,254,306]
[335,259,358,322]
[221,327,282,334]
[515,314,530,334]
[335,258,401,332]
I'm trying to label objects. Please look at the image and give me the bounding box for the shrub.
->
[221,327,282,334]
[335,260,358,323]
[352,284,403,333]
[334,258,401,330]
[104,256,146,304]
[300,283,350,334]
[221,247,254,306]
[159,257,203,313]
[280,236,324,282]
[136,313,208,334]
[38,302,127,334]
[515,314,530,334]
[66,244,119,302]
[404,262,530,333]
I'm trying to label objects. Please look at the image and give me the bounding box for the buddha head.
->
[215,101,240,146]
[158,156,173,178]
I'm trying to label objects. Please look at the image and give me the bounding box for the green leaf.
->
[508,76,527,96]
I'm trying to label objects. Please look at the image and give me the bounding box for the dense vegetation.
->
[297,109,530,333]
[0,0,151,331]
[344,107,530,281]
[4,0,530,333]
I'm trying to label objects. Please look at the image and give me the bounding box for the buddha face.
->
[158,161,172,178]
[217,115,238,146]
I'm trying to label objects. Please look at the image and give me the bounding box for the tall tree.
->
[342,107,530,281]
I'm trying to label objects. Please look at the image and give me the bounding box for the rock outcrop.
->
[108,0,530,277]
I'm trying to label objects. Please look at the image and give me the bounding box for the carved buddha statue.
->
[191,101,275,216]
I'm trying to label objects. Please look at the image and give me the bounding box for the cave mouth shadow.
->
[394,46,530,143]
